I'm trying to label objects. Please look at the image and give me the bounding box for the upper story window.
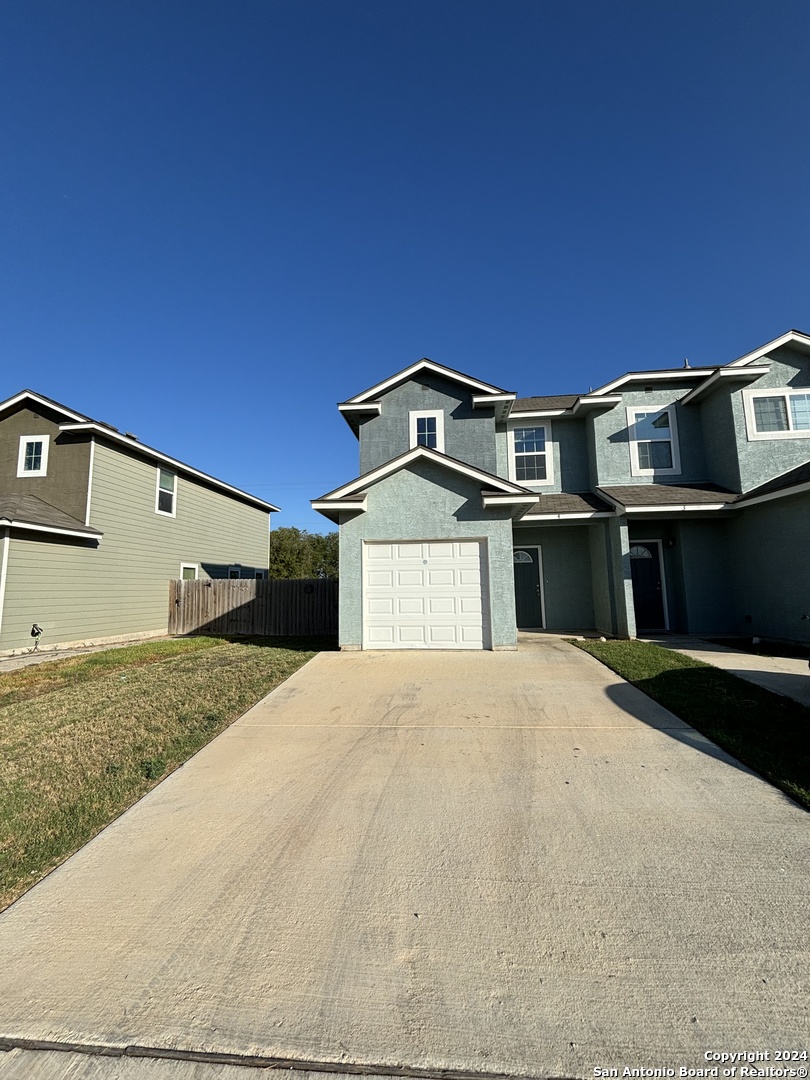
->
[627,406,681,476]
[743,387,810,440]
[409,410,445,453]
[17,435,50,477]
[156,468,177,516]
[507,424,553,485]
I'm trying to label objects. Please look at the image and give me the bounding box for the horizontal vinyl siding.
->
[0,443,269,650]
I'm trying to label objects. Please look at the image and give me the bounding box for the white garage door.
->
[363,540,489,649]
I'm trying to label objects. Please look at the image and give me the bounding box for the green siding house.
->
[313,330,810,650]
[0,390,279,654]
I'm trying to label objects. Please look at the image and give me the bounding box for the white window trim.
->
[155,468,177,517]
[180,563,198,580]
[627,405,681,477]
[742,386,810,440]
[17,435,50,478]
[408,410,445,453]
[507,422,554,488]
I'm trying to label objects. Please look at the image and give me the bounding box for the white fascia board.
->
[736,480,810,508]
[310,497,368,513]
[624,503,730,513]
[319,446,529,500]
[337,402,382,415]
[0,518,103,539]
[482,494,538,507]
[680,365,771,405]
[509,408,570,419]
[519,511,614,521]
[348,360,509,403]
[472,393,517,406]
[593,369,716,395]
[0,390,88,422]
[59,423,280,513]
[571,394,622,414]
[726,330,810,367]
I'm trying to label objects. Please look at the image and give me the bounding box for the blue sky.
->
[2,1,809,530]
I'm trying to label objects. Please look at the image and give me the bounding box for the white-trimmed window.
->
[155,468,177,516]
[180,563,198,580]
[17,435,50,477]
[743,386,810,440]
[508,424,553,485]
[409,410,445,452]
[627,406,681,476]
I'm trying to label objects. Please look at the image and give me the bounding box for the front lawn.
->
[570,638,810,810]
[0,636,335,909]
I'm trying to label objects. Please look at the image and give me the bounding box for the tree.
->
[267,527,338,579]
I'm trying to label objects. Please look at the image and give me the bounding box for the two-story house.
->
[0,389,279,653]
[312,330,810,650]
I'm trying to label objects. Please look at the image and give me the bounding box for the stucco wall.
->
[590,386,708,487]
[729,346,810,493]
[357,373,498,475]
[728,492,810,644]
[0,441,269,650]
[588,520,614,635]
[512,524,595,629]
[337,459,516,649]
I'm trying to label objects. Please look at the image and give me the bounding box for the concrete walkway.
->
[0,639,807,1080]
[645,635,810,708]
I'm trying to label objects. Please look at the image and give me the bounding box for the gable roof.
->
[342,358,512,405]
[312,445,533,522]
[724,329,810,368]
[0,389,280,514]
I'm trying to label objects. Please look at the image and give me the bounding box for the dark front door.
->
[513,548,544,628]
[629,542,666,630]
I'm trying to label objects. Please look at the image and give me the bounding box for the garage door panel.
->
[364,540,489,650]
[367,570,394,587]
[398,597,425,615]
[397,570,424,586]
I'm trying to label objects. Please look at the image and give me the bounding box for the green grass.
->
[0,636,336,909]
[570,638,810,810]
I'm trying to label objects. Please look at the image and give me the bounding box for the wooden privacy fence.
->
[168,578,338,637]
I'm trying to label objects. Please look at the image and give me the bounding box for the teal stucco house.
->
[313,330,810,650]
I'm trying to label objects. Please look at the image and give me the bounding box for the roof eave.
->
[681,365,771,405]
[59,423,279,513]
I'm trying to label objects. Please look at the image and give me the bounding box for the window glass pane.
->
[637,441,673,470]
[158,489,174,513]
[514,428,545,454]
[415,416,437,448]
[515,454,547,481]
[634,410,670,439]
[24,441,43,471]
[753,397,788,432]
[181,566,196,580]
[159,469,175,492]
[789,393,810,430]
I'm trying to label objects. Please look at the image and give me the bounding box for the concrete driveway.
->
[0,637,807,1080]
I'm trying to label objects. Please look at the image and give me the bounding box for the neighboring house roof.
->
[598,483,738,512]
[734,460,810,507]
[0,389,280,514]
[0,493,102,539]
